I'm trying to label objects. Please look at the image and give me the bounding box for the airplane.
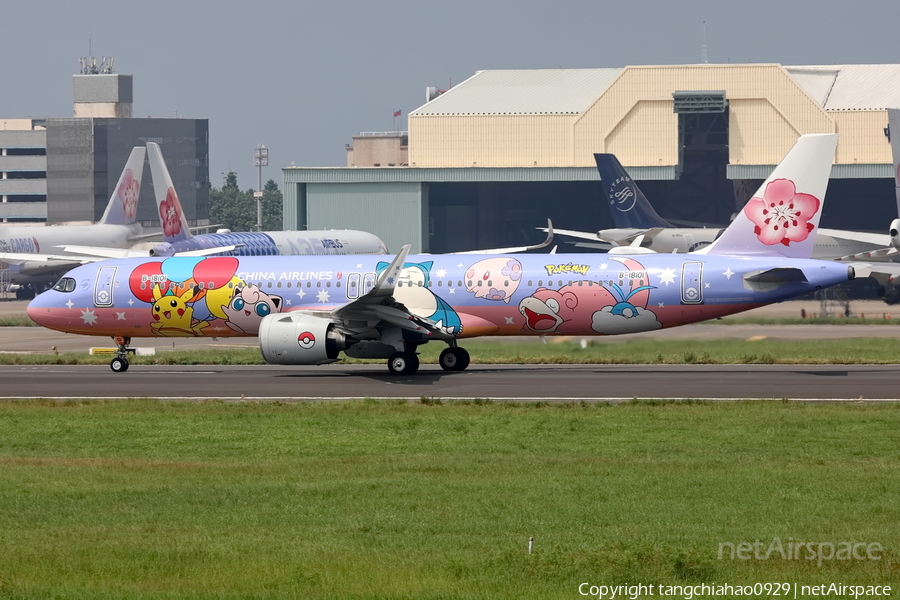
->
[0,147,154,299]
[549,152,890,260]
[28,134,860,375]
[62,142,390,260]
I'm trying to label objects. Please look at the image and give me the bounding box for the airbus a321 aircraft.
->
[28,134,857,375]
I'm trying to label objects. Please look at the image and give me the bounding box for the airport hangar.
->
[283,63,900,255]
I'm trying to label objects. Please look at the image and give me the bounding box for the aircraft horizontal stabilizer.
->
[742,267,808,292]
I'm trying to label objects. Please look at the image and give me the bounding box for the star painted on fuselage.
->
[457,263,464,269]
[127,298,134,306]
[316,290,330,303]
[448,287,456,294]
[116,312,126,320]
[658,302,665,308]
[65,299,74,309]
[80,310,98,325]
[599,263,609,271]
[723,268,735,280]
[436,268,447,279]
[505,316,515,325]
[704,283,710,288]
[658,267,677,286]
[296,289,306,300]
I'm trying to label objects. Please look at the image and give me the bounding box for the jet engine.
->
[258,312,351,365]
[890,218,900,250]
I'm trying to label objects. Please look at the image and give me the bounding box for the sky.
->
[3,0,899,189]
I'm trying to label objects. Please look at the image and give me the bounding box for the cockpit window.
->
[52,277,77,293]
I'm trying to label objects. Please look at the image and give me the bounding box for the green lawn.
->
[0,400,897,599]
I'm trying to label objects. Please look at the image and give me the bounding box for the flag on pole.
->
[393,109,402,117]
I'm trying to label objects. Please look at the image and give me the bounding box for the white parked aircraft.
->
[0,147,156,298]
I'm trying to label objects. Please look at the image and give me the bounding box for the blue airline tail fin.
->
[98,146,145,225]
[700,133,838,258]
[147,142,193,243]
[594,153,672,229]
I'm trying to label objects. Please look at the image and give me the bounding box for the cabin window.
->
[336,281,341,288]
[326,281,331,288]
[277,282,282,288]
[487,280,492,287]
[317,282,321,288]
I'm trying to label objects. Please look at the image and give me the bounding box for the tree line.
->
[209,171,283,232]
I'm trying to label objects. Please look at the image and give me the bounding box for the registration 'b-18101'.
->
[28,134,857,375]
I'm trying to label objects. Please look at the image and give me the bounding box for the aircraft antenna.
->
[701,21,708,64]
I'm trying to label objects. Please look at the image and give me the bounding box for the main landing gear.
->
[109,336,133,373]
[386,343,470,375]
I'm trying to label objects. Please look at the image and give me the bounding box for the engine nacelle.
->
[258,312,349,365]
[890,218,900,249]
[149,242,175,257]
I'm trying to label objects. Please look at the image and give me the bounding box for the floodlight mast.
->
[254,144,268,231]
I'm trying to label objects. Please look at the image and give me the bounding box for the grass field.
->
[0,400,897,599]
[4,337,900,367]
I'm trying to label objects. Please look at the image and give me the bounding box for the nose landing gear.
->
[109,336,133,373]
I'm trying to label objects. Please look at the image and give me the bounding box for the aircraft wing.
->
[834,247,899,263]
[818,228,890,246]
[456,219,554,254]
[327,245,452,340]
[0,252,98,265]
[858,262,900,286]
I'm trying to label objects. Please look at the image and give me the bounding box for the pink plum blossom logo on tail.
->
[744,179,820,247]
[118,169,139,219]
[159,187,183,237]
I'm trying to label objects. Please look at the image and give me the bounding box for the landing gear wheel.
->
[439,347,470,371]
[388,351,420,375]
[110,357,129,373]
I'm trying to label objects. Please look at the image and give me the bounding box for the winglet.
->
[594,153,672,229]
[147,142,193,244]
[98,146,145,225]
[699,133,837,258]
[370,244,411,301]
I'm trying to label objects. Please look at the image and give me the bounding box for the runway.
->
[1,363,897,401]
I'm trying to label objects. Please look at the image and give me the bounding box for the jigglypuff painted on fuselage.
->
[221,284,283,334]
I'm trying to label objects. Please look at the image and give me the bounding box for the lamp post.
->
[253,144,268,231]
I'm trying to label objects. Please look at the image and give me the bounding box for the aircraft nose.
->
[26,292,53,326]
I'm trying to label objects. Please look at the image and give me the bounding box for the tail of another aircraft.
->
[594,153,672,229]
[700,133,837,258]
[888,108,900,218]
[98,146,146,225]
[147,142,193,243]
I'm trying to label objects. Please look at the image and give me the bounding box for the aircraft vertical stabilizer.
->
[98,146,145,226]
[147,142,193,243]
[594,153,672,229]
[701,133,837,258]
